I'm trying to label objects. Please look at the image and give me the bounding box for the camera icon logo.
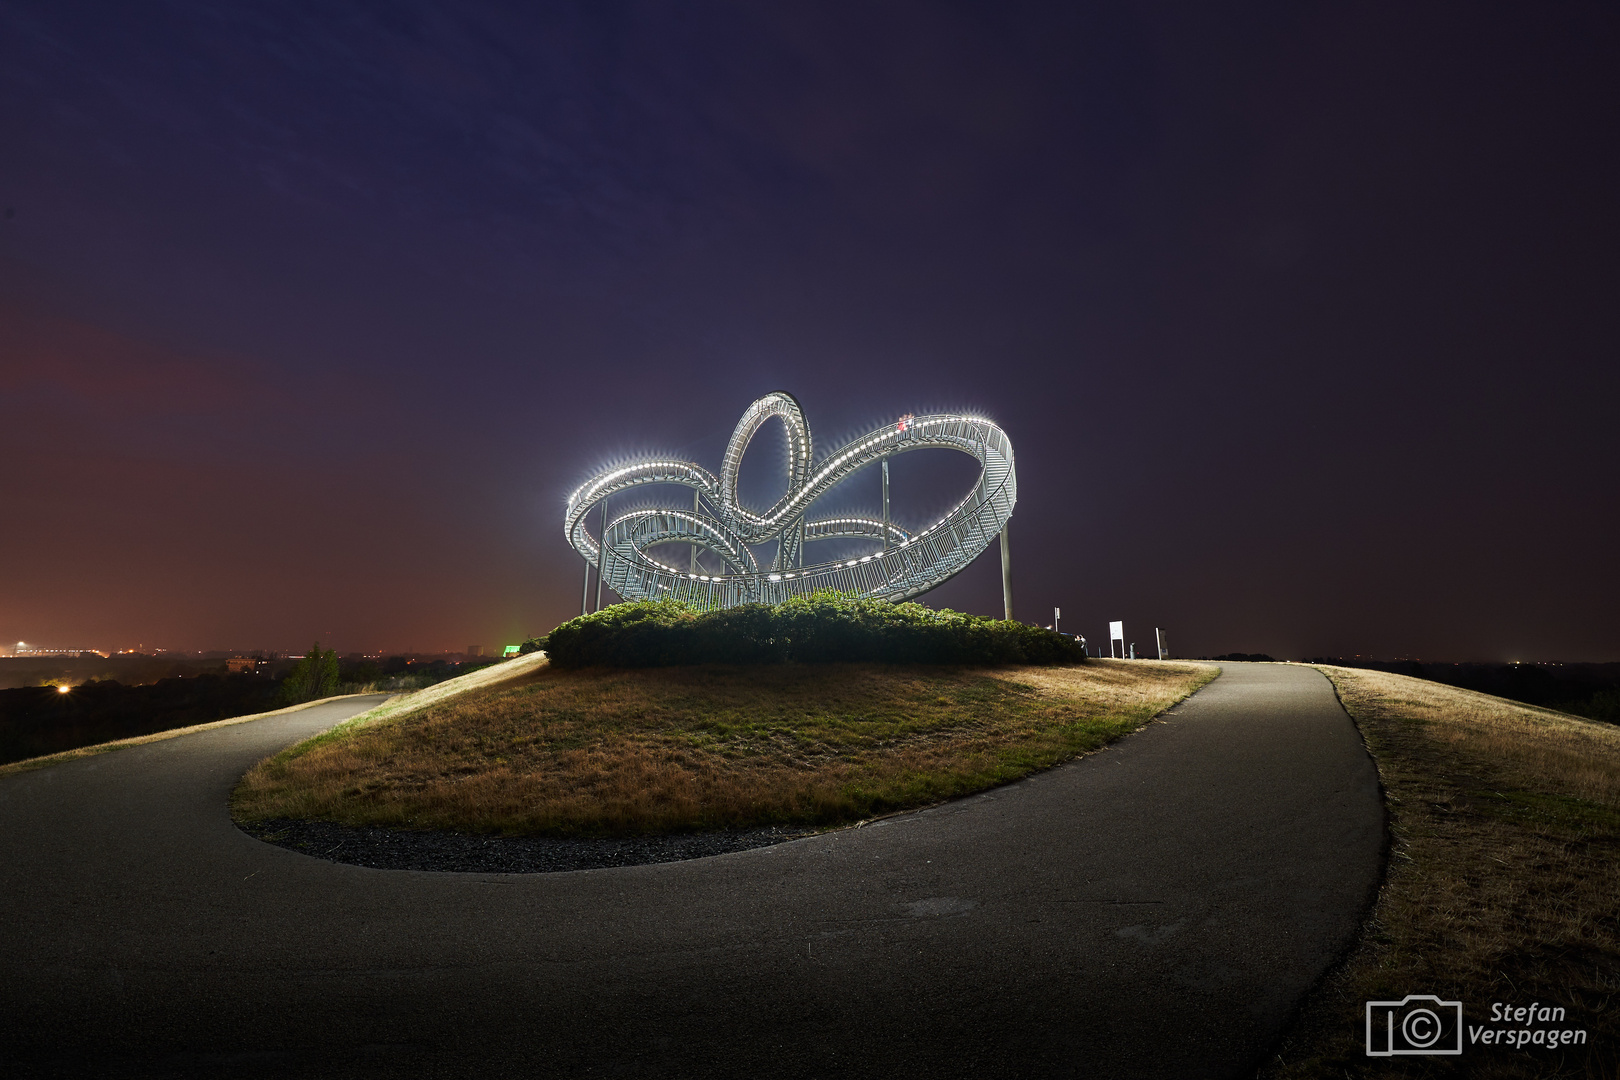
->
[1366,995,1464,1056]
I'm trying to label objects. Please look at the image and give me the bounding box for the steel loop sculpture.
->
[566,392,1016,611]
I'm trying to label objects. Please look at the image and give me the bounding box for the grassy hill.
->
[1264,665,1620,1078]
[232,657,1214,837]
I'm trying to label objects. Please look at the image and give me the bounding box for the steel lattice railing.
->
[566,392,1015,608]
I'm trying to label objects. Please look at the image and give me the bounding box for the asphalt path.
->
[0,665,1384,1079]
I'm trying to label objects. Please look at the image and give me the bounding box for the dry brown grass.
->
[232,659,1214,837]
[1263,666,1620,1079]
[1343,670,1620,810]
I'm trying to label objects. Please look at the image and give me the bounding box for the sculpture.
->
[566,392,1015,612]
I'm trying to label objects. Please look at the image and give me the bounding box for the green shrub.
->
[543,592,1085,668]
[277,641,340,705]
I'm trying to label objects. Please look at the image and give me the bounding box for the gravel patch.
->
[240,818,820,873]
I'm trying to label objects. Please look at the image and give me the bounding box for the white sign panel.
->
[1109,621,1123,641]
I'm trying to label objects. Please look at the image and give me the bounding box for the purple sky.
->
[2,1,1616,660]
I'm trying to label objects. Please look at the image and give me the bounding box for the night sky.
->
[3,2,1616,661]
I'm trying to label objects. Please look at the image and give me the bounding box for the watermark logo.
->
[1366,995,1464,1056]
[1472,1002,1587,1049]
[1366,996,1589,1055]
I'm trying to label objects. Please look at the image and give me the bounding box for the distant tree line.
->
[337,654,498,692]
[0,674,282,766]
[1305,659,1620,724]
[0,642,502,767]
[0,655,232,692]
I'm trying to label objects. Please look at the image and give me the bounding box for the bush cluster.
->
[277,642,341,706]
[533,592,1086,668]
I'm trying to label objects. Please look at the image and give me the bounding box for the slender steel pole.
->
[1000,522,1013,621]
[580,556,590,617]
[690,489,699,575]
[594,499,607,612]
[882,458,890,553]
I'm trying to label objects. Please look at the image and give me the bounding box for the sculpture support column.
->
[1000,522,1014,622]
[594,500,607,612]
[882,459,891,552]
[690,489,700,575]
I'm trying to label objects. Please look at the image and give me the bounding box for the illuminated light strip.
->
[565,396,1015,608]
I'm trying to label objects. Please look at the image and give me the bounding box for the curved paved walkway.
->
[0,666,1383,1079]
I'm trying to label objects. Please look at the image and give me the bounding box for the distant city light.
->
[9,641,107,658]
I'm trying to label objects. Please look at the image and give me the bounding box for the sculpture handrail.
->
[565,395,1016,608]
